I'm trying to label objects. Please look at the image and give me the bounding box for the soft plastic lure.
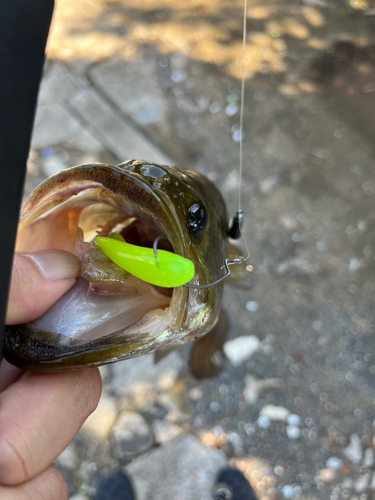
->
[94,234,195,288]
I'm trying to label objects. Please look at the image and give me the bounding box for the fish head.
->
[4,160,229,371]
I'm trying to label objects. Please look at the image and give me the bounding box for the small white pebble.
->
[232,130,243,143]
[326,456,343,471]
[287,414,301,426]
[224,336,261,366]
[246,301,258,312]
[225,103,238,116]
[257,415,271,429]
[260,405,290,422]
[286,425,301,440]
[282,484,294,499]
[317,468,336,483]
[363,448,374,468]
[344,434,362,463]
[348,258,364,272]
[354,473,370,493]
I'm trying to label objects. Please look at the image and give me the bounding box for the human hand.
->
[0,250,102,499]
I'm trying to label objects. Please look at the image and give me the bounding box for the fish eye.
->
[187,203,207,238]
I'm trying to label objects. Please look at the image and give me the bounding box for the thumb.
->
[6,250,81,325]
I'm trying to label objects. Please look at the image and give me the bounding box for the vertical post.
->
[0,0,55,357]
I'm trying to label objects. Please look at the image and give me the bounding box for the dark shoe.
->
[95,470,135,500]
[213,467,257,500]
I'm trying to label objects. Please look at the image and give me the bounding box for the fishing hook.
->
[153,234,169,258]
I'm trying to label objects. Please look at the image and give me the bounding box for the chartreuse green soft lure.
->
[94,235,195,288]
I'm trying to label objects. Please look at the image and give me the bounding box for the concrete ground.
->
[23,0,375,499]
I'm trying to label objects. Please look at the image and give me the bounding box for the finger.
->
[0,368,102,485]
[6,250,80,325]
[0,359,23,393]
[0,465,67,500]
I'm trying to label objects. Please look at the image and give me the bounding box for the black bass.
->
[4,160,229,372]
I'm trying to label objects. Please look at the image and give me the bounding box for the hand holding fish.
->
[6,249,81,324]
[0,251,102,498]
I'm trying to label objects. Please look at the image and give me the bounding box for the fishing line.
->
[181,0,252,289]
[238,0,247,216]
[228,0,247,241]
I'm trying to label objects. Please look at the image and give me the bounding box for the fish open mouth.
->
[11,164,191,365]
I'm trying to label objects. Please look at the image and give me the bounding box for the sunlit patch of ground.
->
[48,0,350,81]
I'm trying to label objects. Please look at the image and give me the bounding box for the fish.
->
[3,159,232,372]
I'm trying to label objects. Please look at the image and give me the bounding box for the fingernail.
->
[23,250,81,280]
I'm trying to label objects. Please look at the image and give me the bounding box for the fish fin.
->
[225,244,254,288]
[189,310,229,380]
